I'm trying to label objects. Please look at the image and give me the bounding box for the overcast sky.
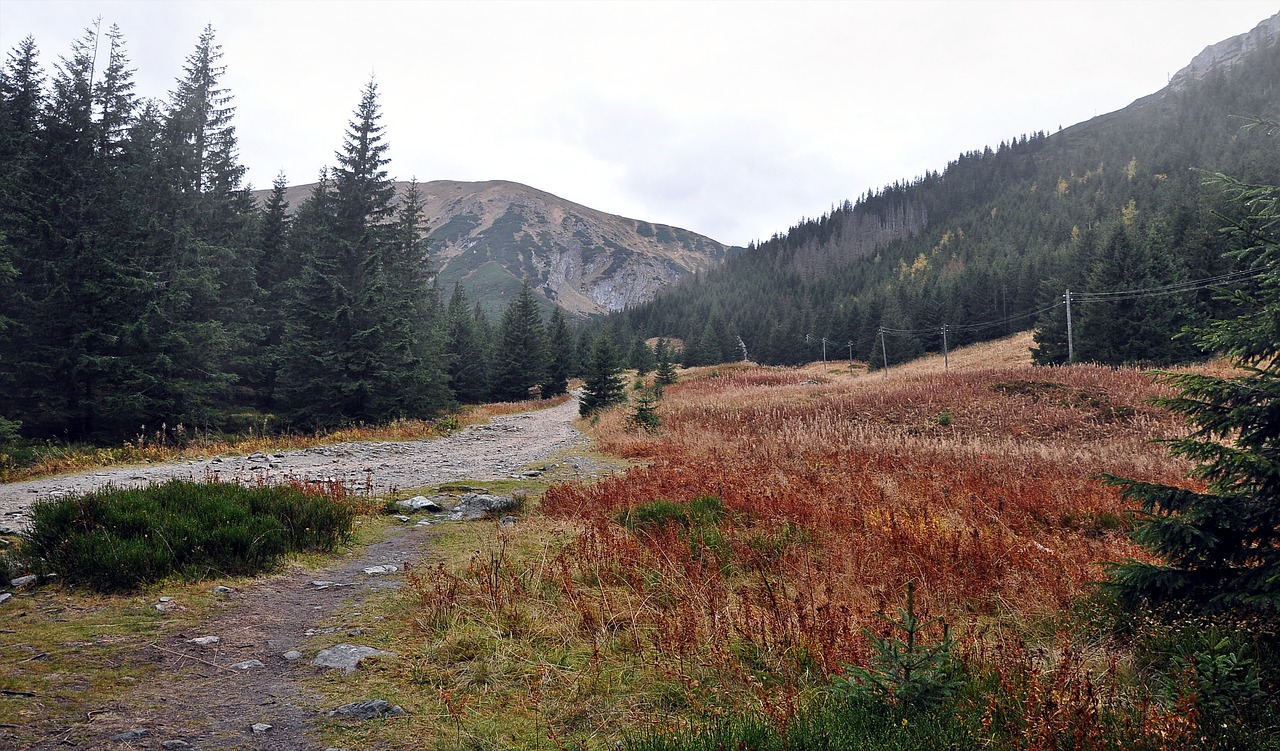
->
[1,1,1276,246]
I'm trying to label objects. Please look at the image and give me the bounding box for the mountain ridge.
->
[258,179,739,316]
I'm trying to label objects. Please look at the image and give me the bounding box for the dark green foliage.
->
[579,334,626,415]
[445,282,491,403]
[629,336,656,375]
[544,306,574,397]
[491,280,548,401]
[276,83,449,428]
[654,338,678,388]
[628,389,662,433]
[831,582,965,713]
[1104,161,1280,614]
[19,479,354,591]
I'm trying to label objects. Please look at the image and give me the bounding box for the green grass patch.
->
[18,479,356,591]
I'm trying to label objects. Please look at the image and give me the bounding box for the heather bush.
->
[19,479,355,591]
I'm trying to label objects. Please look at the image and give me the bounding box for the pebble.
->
[362,564,398,575]
[9,574,35,587]
[187,636,220,646]
[283,650,303,661]
[211,585,232,594]
[251,723,272,734]
[110,729,149,741]
[229,659,265,670]
[161,741,191,749]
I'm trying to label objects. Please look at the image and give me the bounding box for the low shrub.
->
[18,479,355,591]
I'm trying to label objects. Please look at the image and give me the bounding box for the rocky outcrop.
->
[1168,12,1279,92]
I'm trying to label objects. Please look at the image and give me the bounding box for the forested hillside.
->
[0,23,596,444]
[617,16,1280,369]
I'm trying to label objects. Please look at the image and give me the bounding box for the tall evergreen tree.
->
[446,282,490,404]
[278,81,444,427]
[654,338,678,388]
[544,306,574,397]
[579,334,626,416]
[491,280,548,401]
[1105,162,1280,613]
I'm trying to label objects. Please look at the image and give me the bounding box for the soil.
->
[3,395,613,750]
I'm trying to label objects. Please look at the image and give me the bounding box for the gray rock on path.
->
[327,699,408,720]
[110,729,149,741]
[310,643,395,674]
[449,492,519,521]
[229,659,265,670]
[396,495,444,512]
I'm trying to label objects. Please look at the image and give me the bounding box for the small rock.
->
[310,643,395,674]
[395,495,442,512]
[282,650,303,661]
[9,574,36,587]
[251,722,272,734]
[158,596,173,602]
[211,585,232,594]
[161,741,191,749]
[347,628,362,636]
[362,564,398,575]
[327,699,408,720]
[499,515,518,528]
[229,659,264,670]
[312,580,336,588]
[394,515,411,523]
[0,593,11,605]
[187,636,220,646]
[110,729,149,741]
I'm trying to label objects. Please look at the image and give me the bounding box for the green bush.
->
[19,479,354,591]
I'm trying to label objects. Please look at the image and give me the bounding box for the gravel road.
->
[0,395,590,531]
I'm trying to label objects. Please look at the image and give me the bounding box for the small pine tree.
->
[579,335,626,416]
[1104,157,1280,614]
[655,338,678,388]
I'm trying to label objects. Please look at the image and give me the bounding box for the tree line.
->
[0,22,637,445]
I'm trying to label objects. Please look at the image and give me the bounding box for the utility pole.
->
[1065,288,1074,364]
[941,323,949,371]
[879,327,889,379]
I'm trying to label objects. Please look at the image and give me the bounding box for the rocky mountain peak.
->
[1167,12,1279,92]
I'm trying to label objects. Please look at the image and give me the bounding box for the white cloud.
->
[2,0,1276,245]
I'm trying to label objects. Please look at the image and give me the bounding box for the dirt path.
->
[6,395,610,750]
[1,396,589,531]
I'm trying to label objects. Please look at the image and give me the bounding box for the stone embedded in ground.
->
[160,741,191,749]
[310,644,395,674]
[211,585,232,594]
[9,574,36,588]
[448,493,517,521]
[229,659,265,670]
[326,699,408,720]
[110,729,149,741]
[187,636,220,646]
[395,495,443,512]
[362,564,398,575]
[0,593,11,605]
[251,723,272,733]
[283,650,303,661]
[312,580,336,588]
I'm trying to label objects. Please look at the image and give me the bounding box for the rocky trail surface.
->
[0,396,590,532]
[3,396,613,750]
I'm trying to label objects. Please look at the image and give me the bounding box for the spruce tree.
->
[446,282,490,404]
[544,306,574,397]
[491,280,547,401]
[580,334,627,416]
[654,338,678,388]
[1104,160,1280,613]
